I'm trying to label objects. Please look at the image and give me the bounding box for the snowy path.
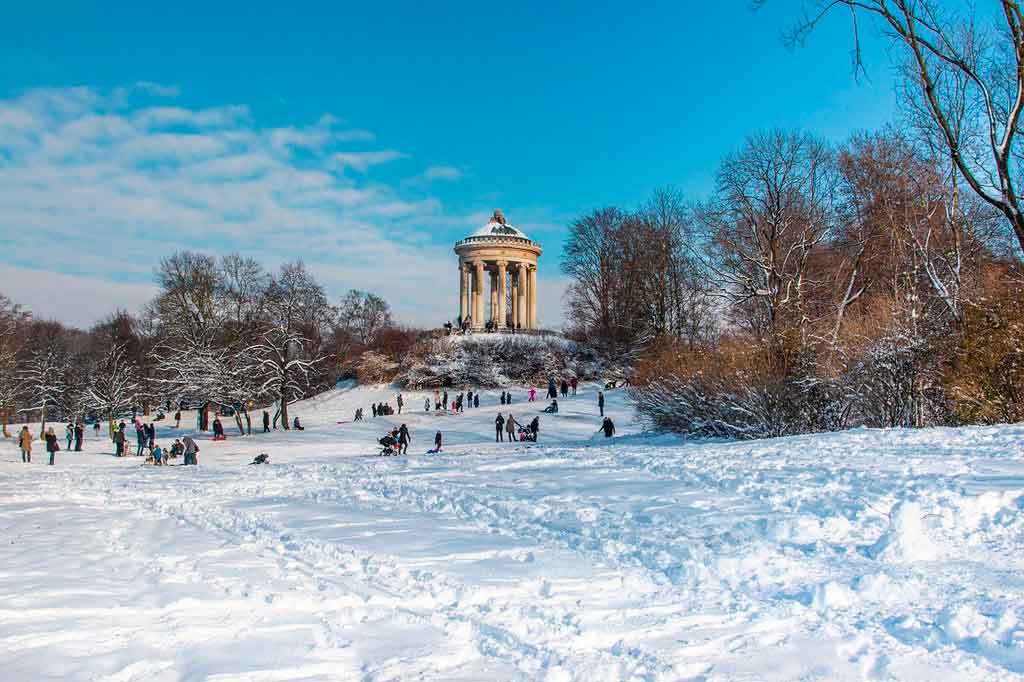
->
[1,385,1023,681]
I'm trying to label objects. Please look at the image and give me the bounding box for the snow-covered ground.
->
[1,383,1023,681]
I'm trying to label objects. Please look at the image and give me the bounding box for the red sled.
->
[212,435,226,442]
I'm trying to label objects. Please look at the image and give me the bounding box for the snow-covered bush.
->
[355,350,400,384]
[397,335,601,389]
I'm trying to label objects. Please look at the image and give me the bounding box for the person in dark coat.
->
[602,417,615,438]
[371,403,378,418]
[560,379,569,398]
[174,410,181,428]
[74,422,84,451]
[474,393,479,408]
[262,410,270,433]
[433,431,443,452]
[598,391,605,417]
[547,378,557,400]
[571,377,578,395]
[293,416,304,430]
[467,391,474,408]
[495,413,505,442]
[45,427,60,465]
[442,391,448,410]
[397,394,404,414]
[529,416,540,442]
[114,423,126,456]
[398,424,410,454]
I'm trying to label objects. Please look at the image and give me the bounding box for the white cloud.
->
[331,149,407,172]
[423,164,463,181]
[0,85,566,329]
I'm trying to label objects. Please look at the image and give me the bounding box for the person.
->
[397,394,404,414]
[65,422,74,451]
[174,410,181,428]
[114,423,126,457]
[467,391,473,409]
[443,390,449,410]
[602,417,616,438]
[456,394,464,413]
[293,416,304,430]
[571,377,578,396]
[147,423,155,450]
[212,417,225,439]
[372,403,378,418]
[170,439,184,459]
[74,422,84,451]
[543,400,559,414]
[18,425,32,463]
[547,378,557,400]
[495,413,505,442]
[474,393,479,409]
[598,391,605,417]
[378,430,398,456]
[529,387,536,402]
[560,379,569,398]
[45,426,60,465]
[182,435,198,466]
[398,423,410,455]
[152,442,164,466]
[434,390,441,411]
[93,420,100,437]
[263,410,271,433]
[424,397,430,412]
[135,422,146,456]
[500,391,506,405]
[433,430,443,453]
[529,416,540,442]
[354,408,363,421]
[505,414,517,444]
[506,392,512,405]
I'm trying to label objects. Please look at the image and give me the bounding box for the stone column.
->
[529,265,538,329]
[517,263,528,330]
[510,270,519,329]
[474,260,485,329]
[489,268,498,327]
[459,262,468,324]
[496,261,508,329]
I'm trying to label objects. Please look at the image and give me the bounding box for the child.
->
[152,443,164,466]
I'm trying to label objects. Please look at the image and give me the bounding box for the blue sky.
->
[0,1,900,327]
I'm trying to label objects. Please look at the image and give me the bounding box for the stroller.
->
[378,434,399,456]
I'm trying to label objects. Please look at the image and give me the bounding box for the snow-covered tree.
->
[17,324,68,437]
[87,342,140,433]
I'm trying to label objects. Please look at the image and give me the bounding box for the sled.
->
[212,435,226,442]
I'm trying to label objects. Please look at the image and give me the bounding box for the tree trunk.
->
[244,410,252,435]
[280,374,290,431]
[39,406,47,439]
[234,411,245,436]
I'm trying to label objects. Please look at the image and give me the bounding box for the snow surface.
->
[2,383,1023,681]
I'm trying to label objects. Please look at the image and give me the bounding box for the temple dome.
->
[468,209,531,241]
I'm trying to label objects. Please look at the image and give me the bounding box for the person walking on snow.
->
[547,378,556,400]
[495,413,505,442]
[602,417,616,438]
[598,391,605,417]
[174,410,181,428]
[182,435,199,466]
[65,422,74,451]
[474,393,479,408]
[398,423,410,455]
[263,410,270,433]
[372,403,378,418]
[397,394,404,414]
[18,425,32,463]
[570,377,578,395]
[505,414,517,444]
[529,387,536,402]
[442,391,448,410]
[45,426,59,465]
[560,379,569,398]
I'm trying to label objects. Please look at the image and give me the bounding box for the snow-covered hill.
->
[1,383,1022,681]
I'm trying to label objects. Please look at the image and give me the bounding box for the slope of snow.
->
[1,383,1022,681]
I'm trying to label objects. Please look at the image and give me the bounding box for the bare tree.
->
[86,341,140,435]
[697,130,837,354]
[336,290,392,346]
[783,0,1024,256]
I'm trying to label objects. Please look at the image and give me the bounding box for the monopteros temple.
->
[454,209,542,331]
